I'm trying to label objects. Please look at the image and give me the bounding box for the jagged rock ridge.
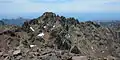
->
[0,12,120,60]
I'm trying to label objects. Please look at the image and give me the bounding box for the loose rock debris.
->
[0,12,120,60]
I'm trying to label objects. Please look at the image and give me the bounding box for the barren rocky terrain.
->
[0,12,120,60]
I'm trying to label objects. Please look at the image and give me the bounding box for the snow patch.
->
[53,25,55,28]
[91,46,94,49]
[30,27,35,32]
[30,45,36,48]
[44,26,46,28]
[37,33,44,37]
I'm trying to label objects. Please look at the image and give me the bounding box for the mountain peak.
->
[42,12,56,18]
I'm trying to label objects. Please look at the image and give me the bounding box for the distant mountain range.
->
[0,21,5,25]
[0,17,30,26]
[0,16,120,29]
[94,20,120,28]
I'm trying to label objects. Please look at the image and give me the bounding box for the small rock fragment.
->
[0,52,3,56]
[16,56,22,60]
[13,50,21,55]
[70,46,81,54]
[72,56,87,60]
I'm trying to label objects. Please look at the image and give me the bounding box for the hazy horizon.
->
[0,0,120,21]
[0,12,120,21]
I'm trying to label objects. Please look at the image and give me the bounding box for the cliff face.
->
[0,12,120,60]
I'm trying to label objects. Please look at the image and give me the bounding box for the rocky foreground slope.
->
[0,12,120,60]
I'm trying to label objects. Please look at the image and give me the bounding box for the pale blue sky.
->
[0,0,120,20]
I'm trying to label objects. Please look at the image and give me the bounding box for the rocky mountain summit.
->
[0,12,120,60]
